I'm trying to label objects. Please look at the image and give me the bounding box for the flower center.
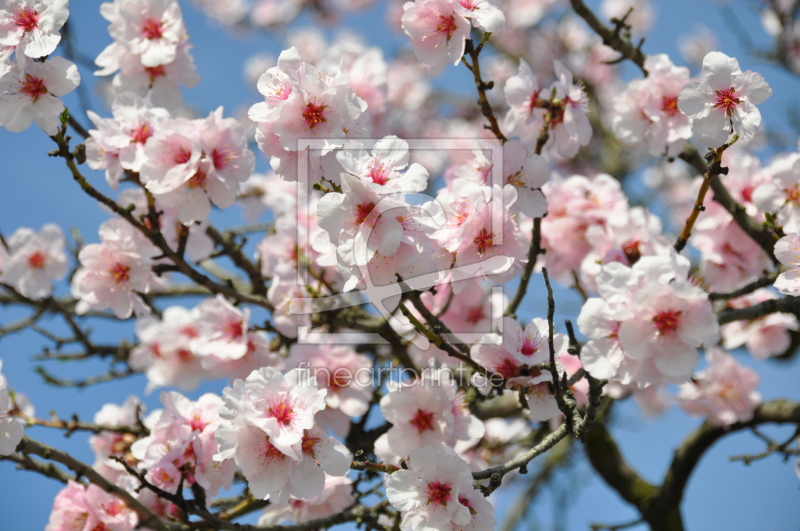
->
[267,399,295,426]
[436,15,458,40]
[188,415,206,432]
[465,305,485,325]
[19,74,47,102]
[661,95,680,117]
[367,160,390,185]
[473,227,494,255]
[210,148,230,170]
[131,123,153,144]
[520,334,540,356]
[712,88,742,117]
[425,481,453,507]
[355,202,375,225]
[109,263,130,285]
[301,433,321,458]
[187,170,207,189]
[302,102,328,129]
[495,357,519,379]
[260,439,286,464]
[409,408,435,433]
[145,65,166,79]
[174,147,192,165]
[27,251,45,269]
[652,310,682,336]
[14,8,39,31]
[223,319,244,339]
[142,18,164,40]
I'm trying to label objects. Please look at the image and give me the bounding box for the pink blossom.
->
[678,52,772,147]
[401,0,471,76]
[235,423,351,504]
[550,61,592,158]
[774,233,800,295]
[676,348,761,427]
[503,59,546,146]
[0,55,79,134]
[258,475,355,526]
[1,223,67,299]
[139,117,201,195]
[216,367,327,460]
[99,43,199,109]
[191,295,250,361]
[454,0,505,32]
[287,343,374,418]
[0,0,69,58]
[85,92,170,189]
[721,290,799,359]
[101,0,186,68]
[691,212,772,292]
[0,361,24,455]
[375,371,483,461]
[72,218,158,319]
[46,481,138,531]
[384,445,478,531]
[579,206,671,293]
[128,306,209,391]
[752,154,800,234]
[580,253,719,387]
[611,54,692,156]
[337,136,429,194]
[131,391,235,497]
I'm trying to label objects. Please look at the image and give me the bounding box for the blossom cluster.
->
[2,0,799,529]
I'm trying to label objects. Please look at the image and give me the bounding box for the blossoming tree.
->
[1,1,799,530]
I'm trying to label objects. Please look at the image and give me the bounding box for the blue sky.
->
[0,1,798,530]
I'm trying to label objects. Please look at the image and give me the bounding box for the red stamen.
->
[19,74,47,102]
[425,481,453,507]
[302,102,328,129]
[27,251,45,269]
[409,409,436,433]
[109,263,130,284]
[652,310,682,336]
[14,8,39,32]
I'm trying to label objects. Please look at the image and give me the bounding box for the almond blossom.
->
[235,423,351,504]
[401,0,471,76]
[45,481,138,531]
[71,218,158,319]
[579,253,719,387]
[128,306,209,392]
[0,0,69,58]
[773,233,800,295]
[95,0,198,109]
[611,54,692,156]
[550,60,592,158]
[678,51,772,148]
[258,476,355,526]
[85,91,170,189]
[101,0,185,68]
[374,370,484,462]
[0,360,24,455]
[215,367,327,460]
[0,223,67,299]
[676,348,762,427]
[336,136,429,195]
[130,391,235,497]
[721,290,799,359]
[0,55,79,134]
[454,0,505,32]
[385,445,488,531]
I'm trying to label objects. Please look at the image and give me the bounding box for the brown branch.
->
[473,422,570,481]
[674,142,733,252]
[659,399,800,510]
[568,0,647,74]
[679,146,778,262]
[463,38,507,142]
[505,217,543,318]
[717,295,800,325]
